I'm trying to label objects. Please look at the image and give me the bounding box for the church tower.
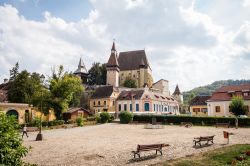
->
[106,42,120,87]
[172,84,183,104]
[73,58,88,84]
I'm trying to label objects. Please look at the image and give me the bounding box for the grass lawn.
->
[163,144,250,166]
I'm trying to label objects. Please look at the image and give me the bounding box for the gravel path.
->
[23,124,250,166]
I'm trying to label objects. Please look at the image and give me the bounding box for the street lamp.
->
[36,74,45,141]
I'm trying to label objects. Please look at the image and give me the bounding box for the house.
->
[63,107,91,121]
[116,88,179,115]
[207,84,250,117]
[89,85,120,114]
[190,95,211,116]
[0,102,35,124]
[106,42,153,88]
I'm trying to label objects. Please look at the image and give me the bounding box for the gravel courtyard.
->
[23,124,250,166]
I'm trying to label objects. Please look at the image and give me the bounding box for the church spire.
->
[74,57,87,74]
[173,84,181,95]
[107,41,119,68]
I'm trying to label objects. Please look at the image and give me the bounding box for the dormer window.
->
[243,92,249,96]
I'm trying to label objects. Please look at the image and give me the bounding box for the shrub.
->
[132,115,250,126]
[119,111,133,124]
[30,116,41,127]
[99,112,111,123]
[0,113,29,165]
[108,115,115,122]
[87,116,96,121]
[56,120,65,125]
[76,116,84,126]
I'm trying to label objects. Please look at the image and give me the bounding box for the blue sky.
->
[0,0,250,92]
[0,0,93,21]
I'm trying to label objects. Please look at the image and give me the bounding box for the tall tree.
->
[9,62,19,81]
[229,96,248,116]
[8,70,43,104]
[123,77,137,88]
[88,62,106,85]
[49,66,84,119]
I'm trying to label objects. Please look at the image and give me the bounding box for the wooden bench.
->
[180,122,193,128]
[27,127,39,132]
[193,135,215,146]
[215,122,230,128]
[131,143,169,158]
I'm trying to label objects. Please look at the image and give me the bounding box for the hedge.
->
[133,115,250,126]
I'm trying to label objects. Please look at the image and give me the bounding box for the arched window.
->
[144,103,150,111]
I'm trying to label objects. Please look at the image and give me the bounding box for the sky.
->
[0,0,250,92]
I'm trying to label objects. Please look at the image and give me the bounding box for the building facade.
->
[116,88,179,115]
[190,95,211,116]
[106,42,153,88]
[207,84,250,117]
[89,86,120,114]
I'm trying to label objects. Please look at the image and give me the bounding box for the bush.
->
[76,116,84,126]
[108,115,115,123]
[87,116,96,121]
[119,111,133,124]
[132,115,250,126]
[55,120,65,125]
[0,113,29,165]
[99,112,111,123]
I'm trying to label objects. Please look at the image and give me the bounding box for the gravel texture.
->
[23,124,250,166]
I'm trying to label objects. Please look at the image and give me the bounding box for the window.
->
[104,101,106,106]
[93,101,96,106]
[215,106,220,112]
[119,104,121,111]
[98,101,100,105]
[164,107,167,112]
[136,104,139,112]
[133,74,136,78]
[154,104,156,111]
[130,104,132,112]
[124,104,127,111]
[243,92,249,96]
[113,101,115,106]
[144,103,150,111]
[201,108,207,113]
[158,105,160,112]
[193,108,200,112]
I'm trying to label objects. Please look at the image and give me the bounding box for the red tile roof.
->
[190,95,211,106]
[208,84,250,101]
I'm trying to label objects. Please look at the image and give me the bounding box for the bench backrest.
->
[137,144,163,150]
[199,135,214,141]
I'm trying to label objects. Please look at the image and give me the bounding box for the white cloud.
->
[0,1,250,92]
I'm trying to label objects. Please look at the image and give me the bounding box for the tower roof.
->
[173,85,181,95]
[107,42,119,68]
[74,58,87,74]
[111,41,116,51]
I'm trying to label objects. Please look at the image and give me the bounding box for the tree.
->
[49,66,84,119]
[88,62,106,85]
[0,112,29,165]
[123,77,137,88]
[229,96,248,116]
[8,70,43,104]
[9,62,19,81]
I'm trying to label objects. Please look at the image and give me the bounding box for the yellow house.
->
[190,96,211,116]
[89,86,120,114]
[0,102,35,124]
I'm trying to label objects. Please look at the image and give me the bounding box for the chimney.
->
[4,78,8,83]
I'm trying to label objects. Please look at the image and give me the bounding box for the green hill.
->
[183,79,250,104]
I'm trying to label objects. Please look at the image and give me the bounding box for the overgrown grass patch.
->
[162,144,250,166]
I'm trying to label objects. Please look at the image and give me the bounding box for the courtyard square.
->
[23,124,250,166]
